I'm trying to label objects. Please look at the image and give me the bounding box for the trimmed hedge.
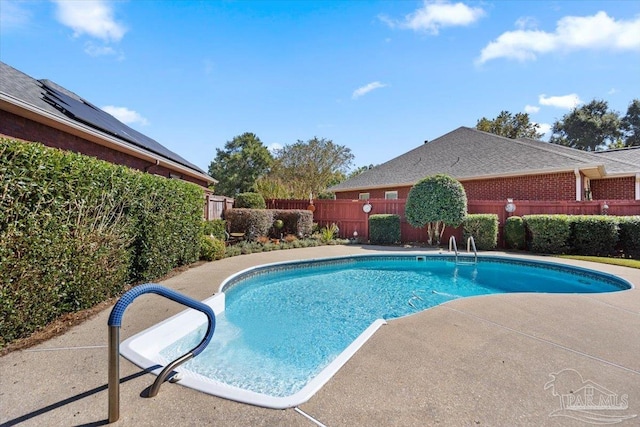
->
[524,215,572,254]
[0,138,204,346]
[504,216,525,250]
[618,216,640,259]
[369,214,400,245]
[570,215,619,257]
[462,214,498,250]
[225,208,313,240]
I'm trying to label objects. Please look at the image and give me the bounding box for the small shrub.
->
[318,223,339,243]
[463,214,498,250]
[524,215,571,254]
[504,216,526,250]
[618,216,640,259]
[369,214,400,245]
[234,192,266,209]
[202,219,227,240]
[199,235,225,261]
[570,216,619,256]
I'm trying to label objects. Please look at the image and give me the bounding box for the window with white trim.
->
[385,191,398,200]
[358,193,370,200]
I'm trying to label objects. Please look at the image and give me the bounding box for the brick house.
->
[0,62,233,219]
[329,127,640,203]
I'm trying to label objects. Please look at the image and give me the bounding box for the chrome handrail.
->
[448,235,458,264]
[107,284,216,423]
[467,236,478,264]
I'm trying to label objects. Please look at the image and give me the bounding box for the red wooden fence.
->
[266,198,640,246]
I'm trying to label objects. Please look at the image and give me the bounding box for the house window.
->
[359,193,370,200]
[385,191,398,200]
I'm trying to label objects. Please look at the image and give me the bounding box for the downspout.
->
[636,173,640,201]
[574,169,581,201]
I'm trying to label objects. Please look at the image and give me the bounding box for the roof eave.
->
[0,93,217,185]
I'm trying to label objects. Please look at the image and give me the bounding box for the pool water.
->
[155,257,629,401]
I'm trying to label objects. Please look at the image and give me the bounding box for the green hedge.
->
[618,216,640,259]
[225,208,313,240]
[0,138,204,346]
[462,214,498,250]
[200,235,226,261]
[570,215,619,257]
[504,216,525,250]
[524,215,572,254]
[369,214,400,245]
[203,219,227,240]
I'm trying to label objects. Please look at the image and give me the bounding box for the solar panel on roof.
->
[40,82,204,173]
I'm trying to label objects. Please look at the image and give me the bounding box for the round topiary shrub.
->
[504,216,525,250]
[405,174,467,246]
[234,192,266,209]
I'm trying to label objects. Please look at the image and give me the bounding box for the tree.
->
[476,111,543,139]
[621,99,640,147]
[347,165,375,179]
[268,137,354,199]
[208,133,273,196]
[549,100,622,151]
[405,174,467,246]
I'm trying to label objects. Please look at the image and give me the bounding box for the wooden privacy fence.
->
[266,198,640,246]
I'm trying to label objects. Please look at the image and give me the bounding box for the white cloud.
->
[477,11,640,64]
[607,88,618,95]
[535,122,552,136]
[0,0,32,32]
[268,143,282,153]
[539,93,582,109]
[53,0,127,42]
[84,41,117,57]
[101,106,149,126]
[514,16,538,31]
[380,0,485,34]
[352,81,387,99]
[524,105,540,114]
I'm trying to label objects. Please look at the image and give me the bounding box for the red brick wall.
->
[1,110,208,187]
[335,172,578,201]
[590,177,635,200]
[462,172,576,201]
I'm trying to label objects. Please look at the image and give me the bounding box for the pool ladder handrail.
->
[467,236,478,264]
[448,235,459,263]
[107,284,216,424]
[448,235,477,264]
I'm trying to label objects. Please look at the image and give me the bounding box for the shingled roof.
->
[330,127,639,192]
[0,61,214,184]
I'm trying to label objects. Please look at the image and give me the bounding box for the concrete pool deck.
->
[1,245,639,426]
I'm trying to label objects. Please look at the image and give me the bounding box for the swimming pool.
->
[120,254,632,409]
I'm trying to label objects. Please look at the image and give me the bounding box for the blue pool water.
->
[158,256,630,400]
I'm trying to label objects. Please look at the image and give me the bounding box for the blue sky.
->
[1,1,639,174]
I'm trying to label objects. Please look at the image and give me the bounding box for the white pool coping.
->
[120,291,386,409]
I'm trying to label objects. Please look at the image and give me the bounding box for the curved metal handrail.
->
[107,283,216,423]
[448,235,458,264]
[467,236,478,264]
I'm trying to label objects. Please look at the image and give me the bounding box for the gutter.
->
[0,93,217,185]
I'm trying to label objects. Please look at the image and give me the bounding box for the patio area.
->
[1,245,638,426]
